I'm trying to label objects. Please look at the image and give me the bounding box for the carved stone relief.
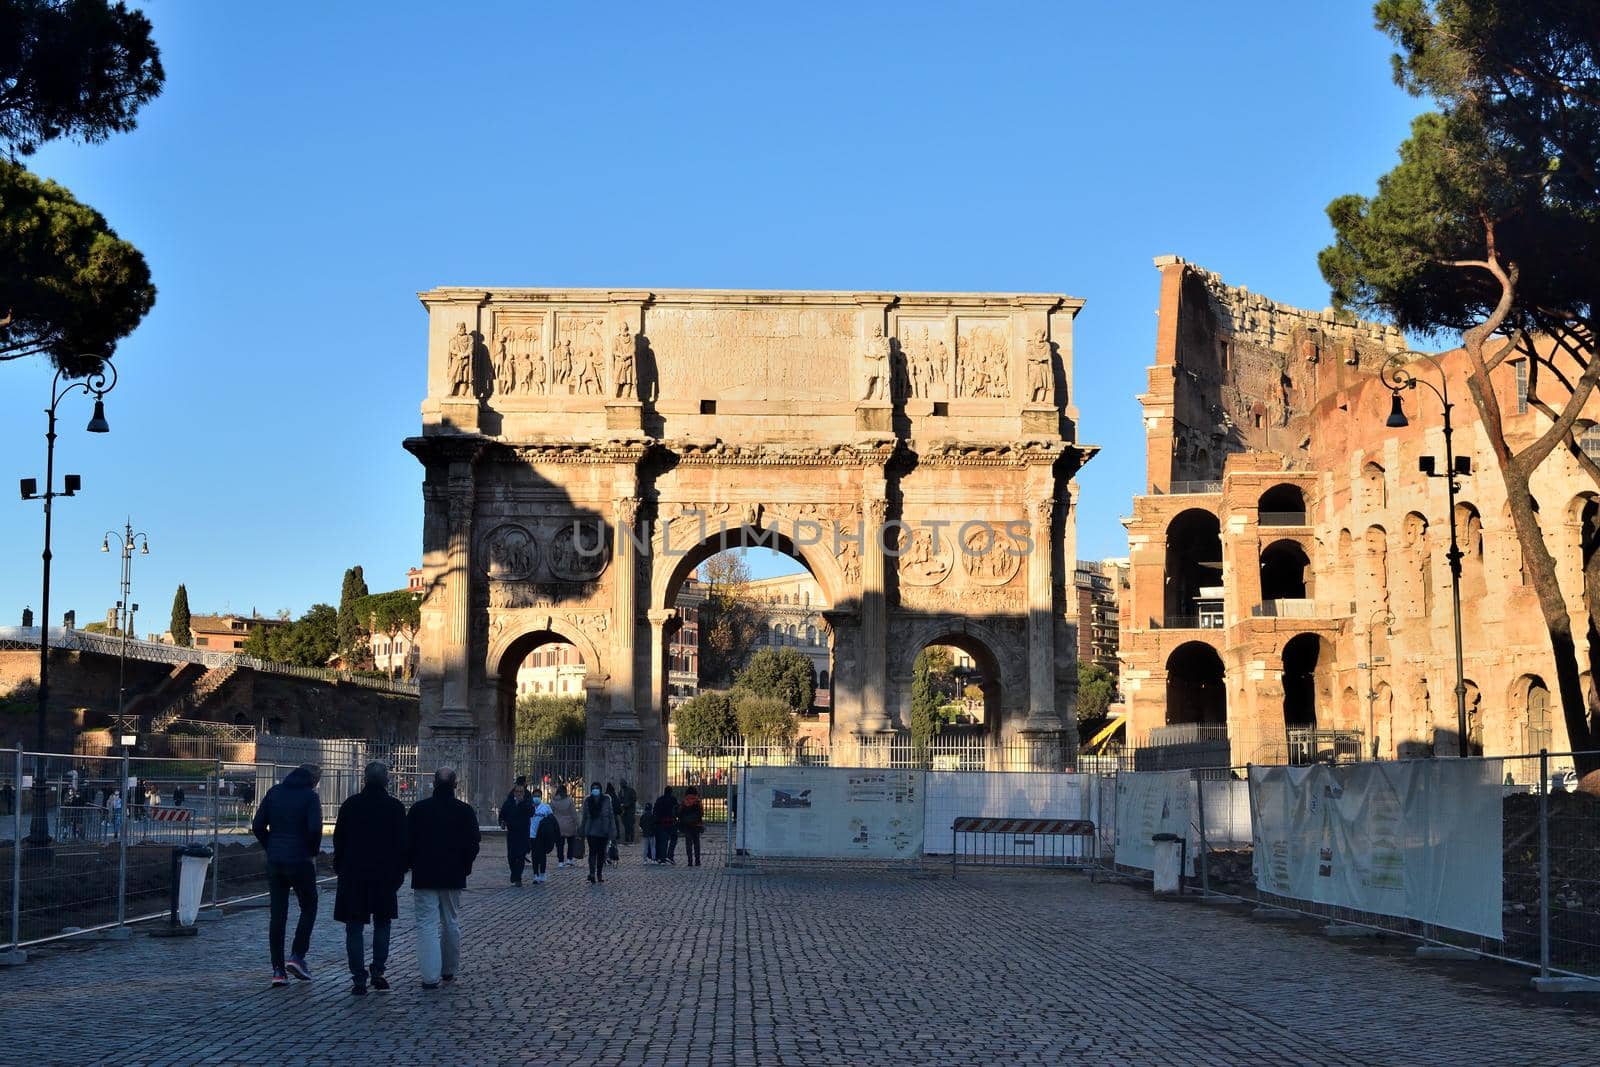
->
[481,523,539,581]
[896,321,951,400]
[896,525,953,586]
[491,313,548,396]
[960,523,1024,586]
[556,314,606,396]
[548,520,610,582]
[955,321,1010,399]
[612,321,637,400]
[447,323,473,397]
[860,324,891,402]
[1026,329,1051,404]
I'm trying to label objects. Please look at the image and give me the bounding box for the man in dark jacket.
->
[652,787,678,866]
[618,779,638,844]
[408,767,480,989]
[498,776,534,886]
[333,761,407,995]
[251,763,323,986]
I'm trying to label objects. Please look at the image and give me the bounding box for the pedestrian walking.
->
[499,776,535,886]
[174,785,186,808]
[0,781,12,815]
[618,779,638,844]
[109,787,122,837]
[333,761,408,995]
[639,799,657,862]
[251,763,323,986]
[550,785,579,868]
[529,792,557,883]
[652,787,678,866]
[408,767,480,990]
[579,781,615,884]
[679,787,705,867]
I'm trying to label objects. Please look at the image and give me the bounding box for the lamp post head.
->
[140,542,149,555]
[1386,394,1409,428]
[101,538,110,553]
[86,398,110,434]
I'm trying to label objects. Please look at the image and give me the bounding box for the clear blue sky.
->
[1,1,1425,628]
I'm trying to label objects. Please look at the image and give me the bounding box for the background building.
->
[1121,256,1597,767]
[1074,559,1121,676]
[745,570,831,709]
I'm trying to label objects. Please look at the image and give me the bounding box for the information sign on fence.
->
[737,767,924,859]
[1249,759,1505,940]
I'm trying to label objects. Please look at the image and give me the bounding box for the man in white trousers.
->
[405,768,480,989]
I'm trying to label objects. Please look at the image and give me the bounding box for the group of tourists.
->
[253,761,481,994]
[497,777,625,886]
[251,761,714,995]
[639,784,705,866]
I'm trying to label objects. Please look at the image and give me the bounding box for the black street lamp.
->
[102,520,150,727]
[20,358,118,844]
[1381,353,1472,757]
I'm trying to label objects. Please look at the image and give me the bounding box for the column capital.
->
[647,607,677,626]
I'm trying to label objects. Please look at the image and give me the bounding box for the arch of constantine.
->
[404,287,1094,801]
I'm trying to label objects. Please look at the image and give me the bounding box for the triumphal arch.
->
[405,287,1094,800]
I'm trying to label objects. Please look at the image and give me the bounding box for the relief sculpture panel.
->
[650,307,856,403]
[491,312,548,396]
[895,319,951,400]
[555,314,607,397]
[955,319,1011,399]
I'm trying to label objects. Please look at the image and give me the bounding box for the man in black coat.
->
[498,776,534,886]
[252,763,323,986]
[333,761,407,995]
[618,779,638,844]
[408,767,480,989]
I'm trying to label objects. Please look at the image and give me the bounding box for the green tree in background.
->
[735,693,800,748]
[698,552,763,685]
[733,646,815,711]
[169,583,191,647]
[0,1,164,373]
[241,604,337,667]
[352,589,421,678]
[515,694,586,745]
[1077,662,1115,723]
[335,565,369,664]
[672,691,737,755]
[1321,0,1600,764]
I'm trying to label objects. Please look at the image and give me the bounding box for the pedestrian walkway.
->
[2,835,1596,1065]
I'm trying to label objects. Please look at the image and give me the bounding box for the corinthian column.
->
[609,496,640,728]
[1026,495,1062,730]
[860,490,890,733]
[443,477,475,722]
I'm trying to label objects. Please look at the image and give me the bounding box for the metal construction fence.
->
[1094,751,1600,986]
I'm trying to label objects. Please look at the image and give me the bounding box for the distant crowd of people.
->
[251,760,715,993]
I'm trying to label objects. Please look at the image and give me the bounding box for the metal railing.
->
[0,626,418,695]
[1258,511,1308,526]
[1285,728,1365,764]
[1153,614,1225,630]
[1161,481,1223,494]
[1145,724,1230,747]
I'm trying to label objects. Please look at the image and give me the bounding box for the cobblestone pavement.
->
[4,835,1599,1066]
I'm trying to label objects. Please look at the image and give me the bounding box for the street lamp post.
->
[102,521,150,725]
[1382,353,1472,757]
[20,359,117,845]
[1363,607,1395,760]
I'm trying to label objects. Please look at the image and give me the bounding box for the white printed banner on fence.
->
[738,767,924,859]
[1249,759,1503,940]
[1114,771,1194,874]
[922,772,1091,855]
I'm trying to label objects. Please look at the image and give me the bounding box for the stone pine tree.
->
[0,1,164,373]
[733,647,816,711]
[335,565,369,664]
[1321,0,1599,770]
[169,583,191,647]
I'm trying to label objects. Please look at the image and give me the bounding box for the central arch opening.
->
[1165,509,1223,626]
[660,532,834,759]
[1259,539,1311,602]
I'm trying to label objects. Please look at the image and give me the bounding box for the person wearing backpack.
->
[550,785,580,868]
[529,791,557,884]
[678,787,705,867]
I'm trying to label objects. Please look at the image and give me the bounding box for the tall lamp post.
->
[20,359,117,844]
[1362,608,1395,760]
[102,521,150,725]
[1381,353,1472,757]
